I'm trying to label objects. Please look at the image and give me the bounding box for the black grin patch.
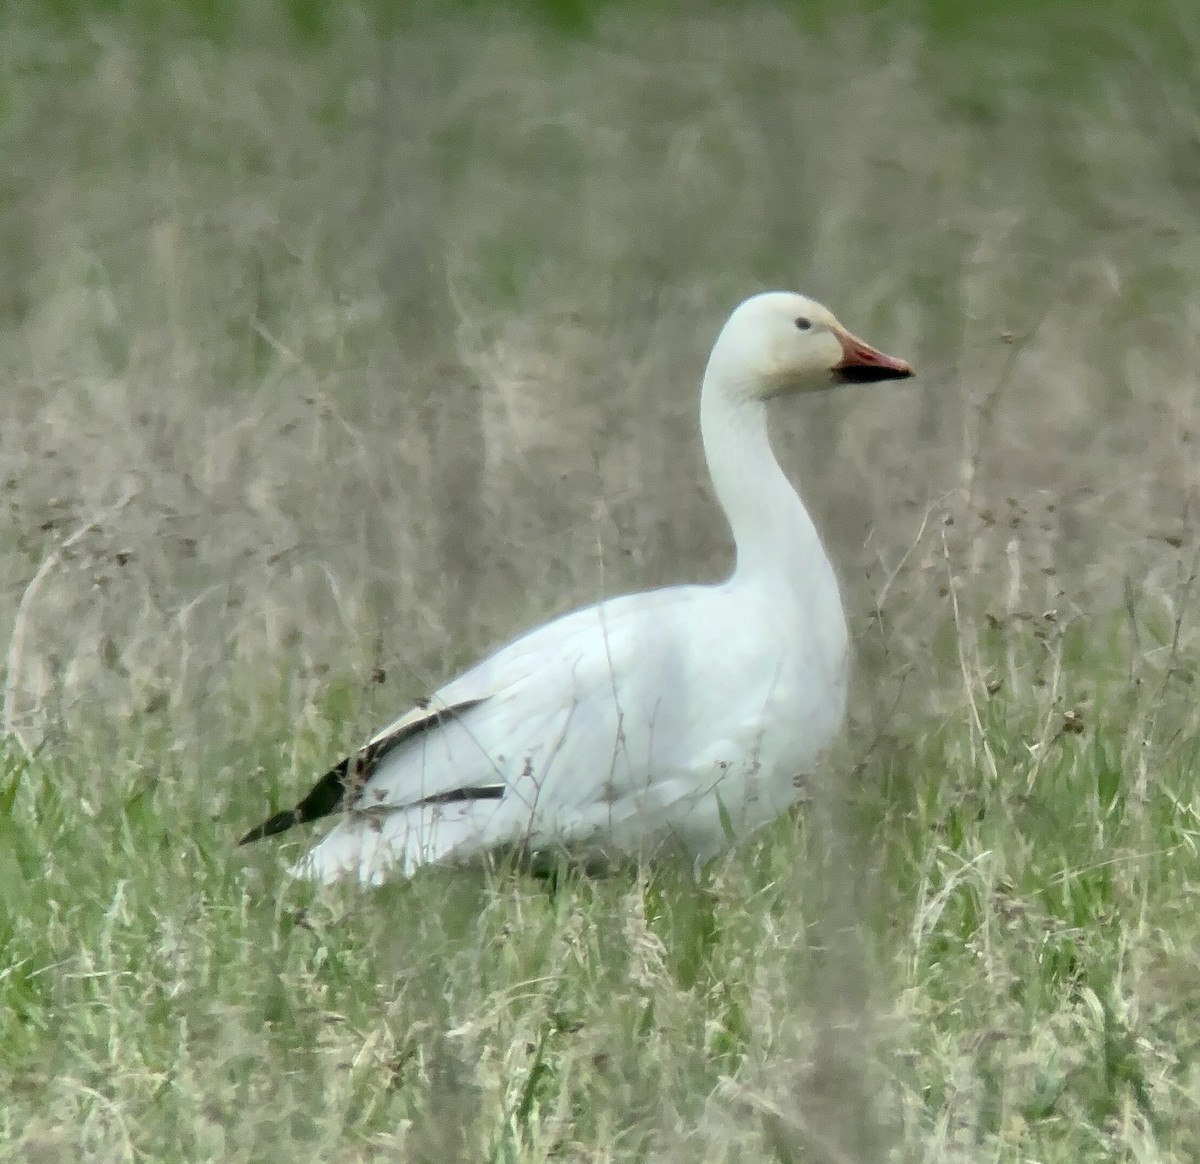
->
[833,363,914,385]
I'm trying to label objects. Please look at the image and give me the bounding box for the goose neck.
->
[699,371,826,587]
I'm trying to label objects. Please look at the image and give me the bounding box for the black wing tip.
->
[238,760,351,847]
[416,784,506,807]
[237,698,493,849]
[237,809,301,846]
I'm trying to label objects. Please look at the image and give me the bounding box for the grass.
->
[3,1,1200,1159]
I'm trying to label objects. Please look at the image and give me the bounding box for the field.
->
[3,2,1200,1159]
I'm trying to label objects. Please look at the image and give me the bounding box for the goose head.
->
[709,291,914,400]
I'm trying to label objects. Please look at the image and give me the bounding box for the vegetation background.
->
[2,0,1199,1159]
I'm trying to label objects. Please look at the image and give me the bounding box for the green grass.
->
[3,1,1200,1159]
[5,617,1200,1160]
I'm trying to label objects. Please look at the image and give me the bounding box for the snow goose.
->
[239,291,914,884]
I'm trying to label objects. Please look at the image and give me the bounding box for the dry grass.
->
[2,3,1200,1161]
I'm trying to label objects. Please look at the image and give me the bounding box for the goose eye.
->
[794,317,813,331]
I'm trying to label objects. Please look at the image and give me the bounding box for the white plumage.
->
[239,291,913,884]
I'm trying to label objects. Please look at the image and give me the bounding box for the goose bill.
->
[833,330,914,384]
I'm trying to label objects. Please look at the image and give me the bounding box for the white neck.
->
[699,365,829,588]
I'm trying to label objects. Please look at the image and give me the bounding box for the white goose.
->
[239,292,913,884]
